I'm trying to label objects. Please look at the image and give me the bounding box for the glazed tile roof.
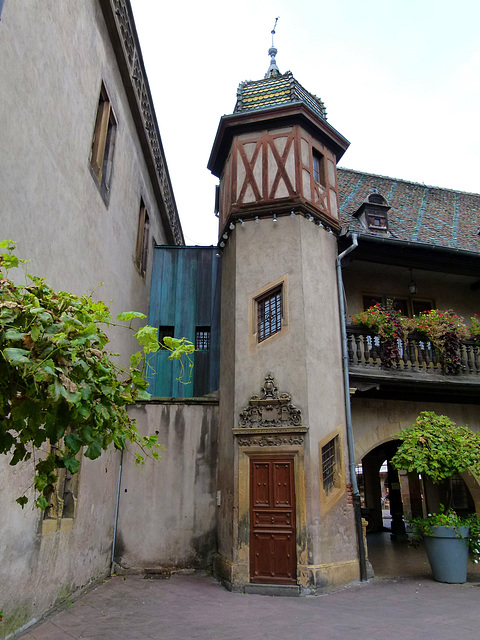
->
[338,168,480,253]
[234,71,327,121]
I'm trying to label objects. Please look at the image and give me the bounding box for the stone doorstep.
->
[242,583,301,597]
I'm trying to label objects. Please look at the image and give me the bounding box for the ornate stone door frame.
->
[232,374,308,587]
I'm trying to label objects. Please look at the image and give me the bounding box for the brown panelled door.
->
[250,457,296,584]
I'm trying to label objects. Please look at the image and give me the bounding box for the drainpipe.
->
[335,233,368,581]
[110,449,124,575]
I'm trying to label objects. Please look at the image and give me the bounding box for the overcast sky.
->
[131,0,479,246]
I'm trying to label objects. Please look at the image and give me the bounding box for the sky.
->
[130,0,480,246]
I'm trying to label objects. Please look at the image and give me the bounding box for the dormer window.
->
[353,190,390,233]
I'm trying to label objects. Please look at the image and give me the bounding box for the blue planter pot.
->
[424,526,469,583]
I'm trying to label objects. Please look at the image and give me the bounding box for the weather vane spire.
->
[265,16,281,78]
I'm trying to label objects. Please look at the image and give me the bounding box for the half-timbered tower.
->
[208,49,360,593]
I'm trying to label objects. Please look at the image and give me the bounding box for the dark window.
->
[90,83,117,197]
[386,297,408,316]
[322,437,338,495]
[158,326,175,346]
[195,326,211,350]
[364,295,434,318]
[257,286,282,342]
[363,295,383,311]
[412,300,434,316]
[135,201,150,277]
[367,212,387,230]
[312,150,326,186]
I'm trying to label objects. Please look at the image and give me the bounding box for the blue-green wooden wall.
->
[147,246,221,397]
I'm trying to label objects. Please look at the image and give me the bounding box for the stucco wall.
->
[217,214,358,589]
[352,397,480,463]
[0,2,175,636]
[115,401,218,570]
[343,261,480,321]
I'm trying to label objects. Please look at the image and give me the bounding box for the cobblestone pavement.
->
[17,568,480,640]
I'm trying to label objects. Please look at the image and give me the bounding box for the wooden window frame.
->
[312,149,326,186]
[135,201,150,277]
[90,82,117,203]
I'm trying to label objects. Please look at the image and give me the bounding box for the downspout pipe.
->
[110,449,124,575]
[335,233,368,581]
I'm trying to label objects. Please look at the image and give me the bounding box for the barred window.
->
[195,326,211,350]
[257,286,282,342]
[322,436,338,495]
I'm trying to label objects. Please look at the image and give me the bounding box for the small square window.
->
[158,326,175,346]
[257,286,282,342]
[367,212,387,230]
[195,326,211,350]
[322,436,338,495]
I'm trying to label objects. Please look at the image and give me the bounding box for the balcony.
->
[346,325,480,400]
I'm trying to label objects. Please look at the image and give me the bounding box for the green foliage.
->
[0,242,194,508]
[408,507,480,564]
[392,411,480,484]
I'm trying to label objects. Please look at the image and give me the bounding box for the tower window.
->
[90,82,117,198]
[135,201,150,277]
[257,285,282,342]
[195,326,211,350]
[312,150,326,186]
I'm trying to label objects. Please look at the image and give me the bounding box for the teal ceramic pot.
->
[424,526,469,583]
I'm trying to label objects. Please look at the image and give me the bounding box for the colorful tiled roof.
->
[338,168,480,253]
[234,71,327,121]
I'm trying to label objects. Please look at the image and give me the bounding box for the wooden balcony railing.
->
[346,325,480,376]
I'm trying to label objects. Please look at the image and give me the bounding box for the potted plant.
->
[391,411,480,583]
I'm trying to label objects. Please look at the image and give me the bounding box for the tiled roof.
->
[338,168,480,253]
[234,71,327,121]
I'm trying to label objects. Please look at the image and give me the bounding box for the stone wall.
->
[115,400,219,571]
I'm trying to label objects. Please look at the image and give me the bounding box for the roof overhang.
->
[208,102,350,177]
[339,232,480,277]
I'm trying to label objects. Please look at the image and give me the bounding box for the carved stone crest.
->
[238,373,302,429]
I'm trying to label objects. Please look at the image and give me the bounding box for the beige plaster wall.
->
[115,401,218,570]
[352,398,480,463]
[0,2,173,635]
[217,214,358,588]
[0,0,169,361]
[344,261,480,321]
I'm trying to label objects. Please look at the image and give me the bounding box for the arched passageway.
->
[356,440,480,579]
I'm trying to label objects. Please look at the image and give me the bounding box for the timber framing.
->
[208,103,350,178]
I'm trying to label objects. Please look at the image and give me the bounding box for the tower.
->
[208,45,360,593]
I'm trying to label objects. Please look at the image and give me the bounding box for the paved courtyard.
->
[17,567,480,640]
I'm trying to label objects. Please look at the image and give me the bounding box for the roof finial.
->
[265,17,281,79]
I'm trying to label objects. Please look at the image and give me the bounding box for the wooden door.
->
[250,457,296,584]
